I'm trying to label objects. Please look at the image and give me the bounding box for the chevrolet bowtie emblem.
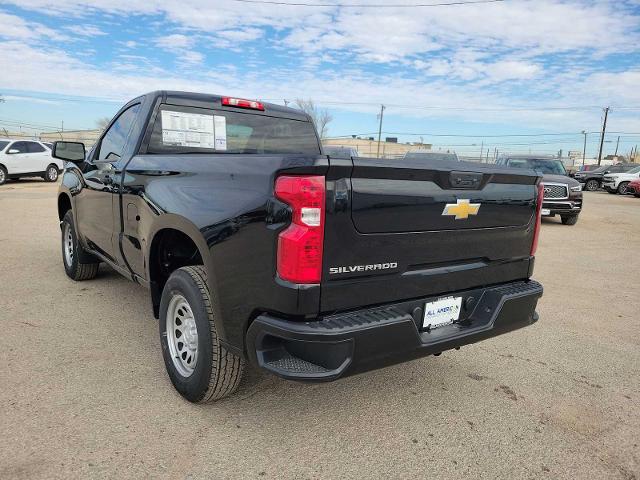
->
[442,199,481,220]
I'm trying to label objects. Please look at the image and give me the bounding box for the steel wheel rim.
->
[166,294,198,377]
[63,223,74,266]
[0,170,5,183]
[619,184,627,194]
[48,167,58,181]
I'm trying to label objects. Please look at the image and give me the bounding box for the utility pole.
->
[597,107,609,166]
[479,141,483,162]
[494,148,498,162]
[581,130,587,166]
[376,104,385,158]
[614,135,620,156]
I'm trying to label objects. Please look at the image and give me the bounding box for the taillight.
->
[221,96,264,111]
[274,175,325,284]
[530,182,544,256]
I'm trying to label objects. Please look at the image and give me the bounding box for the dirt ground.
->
[1,180,638,479]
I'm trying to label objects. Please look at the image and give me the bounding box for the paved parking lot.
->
[0,180,638,479]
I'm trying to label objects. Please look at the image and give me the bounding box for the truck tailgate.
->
[321,156,541,313]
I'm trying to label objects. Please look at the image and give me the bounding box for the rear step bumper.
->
[246,280,543,381]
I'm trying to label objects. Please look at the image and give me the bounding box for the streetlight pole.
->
[376,104,385,158]
[581,130,587,166]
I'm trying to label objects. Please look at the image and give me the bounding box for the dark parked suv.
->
[574,163,639,191]
[497,156,583,225]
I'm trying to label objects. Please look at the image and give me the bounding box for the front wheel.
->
[61,211,100,280]
[561,215,578,225]
[44,164,59,182]
[617,182,629,195]
[0,166,7,186]
[585,179,600,191]
[160,266,244,403]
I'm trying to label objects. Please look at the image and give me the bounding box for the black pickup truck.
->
[54,91,543,403]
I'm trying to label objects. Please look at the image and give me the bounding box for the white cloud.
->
[0,11,69,41]
[155,33,193,49]
[65,24,106,36]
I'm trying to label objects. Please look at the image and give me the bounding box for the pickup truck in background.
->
[54,91,544,403]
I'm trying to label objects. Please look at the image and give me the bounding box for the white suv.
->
[602,165,640,194]
[0,139,64,185]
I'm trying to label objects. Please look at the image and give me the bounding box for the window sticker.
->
[161,110,215,149]
[214,115,227,151]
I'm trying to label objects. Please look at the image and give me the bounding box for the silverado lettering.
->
[329,262,398,274]
[53,90,544,404]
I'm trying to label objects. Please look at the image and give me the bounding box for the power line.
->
[230,0,503,7]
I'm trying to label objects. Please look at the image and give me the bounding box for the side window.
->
[10,142,29,154]
[27,142,46,153]
[97,104,140,162]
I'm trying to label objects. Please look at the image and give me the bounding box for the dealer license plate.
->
[541,208,551,216]
[423,296,462,330]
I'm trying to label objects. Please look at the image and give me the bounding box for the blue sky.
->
[1,0,639,158]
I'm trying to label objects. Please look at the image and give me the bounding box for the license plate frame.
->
[422,296,463,330]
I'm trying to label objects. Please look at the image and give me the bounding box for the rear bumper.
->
[246,280,543,381]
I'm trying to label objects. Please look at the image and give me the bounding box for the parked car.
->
[574,163,639,191]
[602,165,640,194]
[322,146,359,157]
[403,150,459,161]
[496,156,583,225]
[53,90,543,403]
[0,139,63,185]
[627,178,640,198]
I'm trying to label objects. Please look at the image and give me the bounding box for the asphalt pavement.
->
[1,180,638,479]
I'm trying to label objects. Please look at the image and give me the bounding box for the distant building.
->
[322,137,432,158]
[39,129,102,147]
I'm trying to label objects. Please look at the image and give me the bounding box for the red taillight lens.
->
[530,182,544,256]
[274,175,325,284]
[221,96,264,111]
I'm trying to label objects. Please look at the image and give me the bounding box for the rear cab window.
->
[147,104,320,155]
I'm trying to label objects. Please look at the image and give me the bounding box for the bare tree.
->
[96,117,111,131]
[294,99,332,139]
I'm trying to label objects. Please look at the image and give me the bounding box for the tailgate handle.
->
[450,171,482,189]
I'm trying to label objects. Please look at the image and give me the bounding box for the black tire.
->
[585,179,600,191]
[61,210,100,281]
[0,165,7,186]
[44,164,59,182]
[561,215,578,225]
[160,266,244,403]
[617,182,629,195]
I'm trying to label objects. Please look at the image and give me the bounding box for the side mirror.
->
[7,149,20,154]
[53,141,86,164]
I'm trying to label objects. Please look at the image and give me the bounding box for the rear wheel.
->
[160,266,244,403]
[617,182,629,195]
[561,215,578,225]
[585,179,600,191]
[0,166,7,186]
[44,164,59,182]
[61,211,100,280]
